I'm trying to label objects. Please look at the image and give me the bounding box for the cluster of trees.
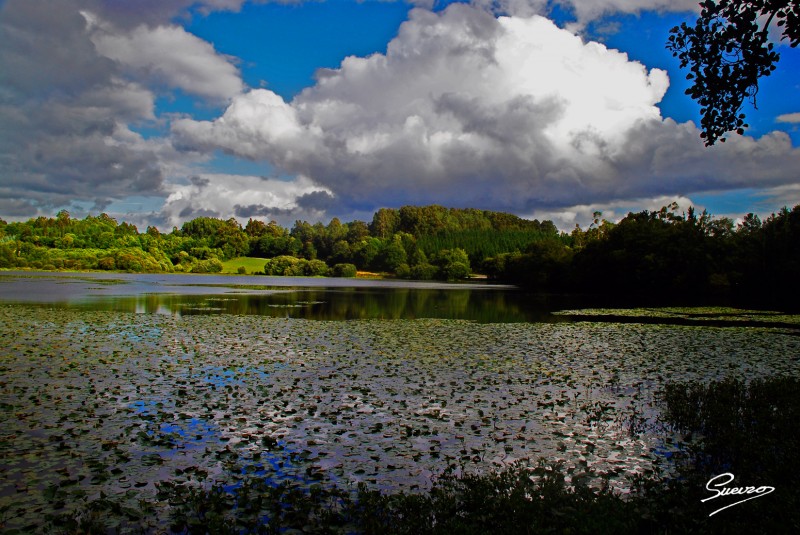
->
[245,206,556,280]
[0,212,177,273]
[0,205,555,281]
[2,203,797,300]
[262,256,357,278]
[482,203,800,305]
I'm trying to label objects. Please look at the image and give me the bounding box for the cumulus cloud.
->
[0,0,168,215]
[82,0,250,28]
[527,195,697,231]
[160,174,334,228]
[173,4,800,217]
[87,15,244,102]
[0,0,246,219]
[173,89,312,159]
[2,0,796,227]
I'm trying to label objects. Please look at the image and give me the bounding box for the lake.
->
[1,271,798,531]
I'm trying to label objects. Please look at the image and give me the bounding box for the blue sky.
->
[1,0,799,230]
[189,1,412,100]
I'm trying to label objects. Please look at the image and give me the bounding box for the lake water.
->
[1,271,798,531]
[0,270,581,322]
[0,271,779,323]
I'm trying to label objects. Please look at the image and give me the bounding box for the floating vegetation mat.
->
[553,307,800,330]
[1,305,798,531]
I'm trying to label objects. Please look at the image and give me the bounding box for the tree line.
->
[0,205,555,281]
[483,203,800,307]
[1,203,798,303]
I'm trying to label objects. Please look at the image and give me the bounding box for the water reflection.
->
[0,271,676,323]
[2,271,567,323]
[59,288,567,323]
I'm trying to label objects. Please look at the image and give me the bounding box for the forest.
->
[1,203,798,304]
[0,205,555,281]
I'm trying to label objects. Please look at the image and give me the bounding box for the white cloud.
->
[87,16,244,102]
[85,0,249,28]
[753,183,800,214]
[160,173,333,228]
[173,4,800,217]
[2,0,796,227]
[0,0,249,218]
[527,195,697,231]
[777,112,800,124]
[557,0,699,27]
[472,0,700,25]
[470,0,550,17]
[173,89,314,158]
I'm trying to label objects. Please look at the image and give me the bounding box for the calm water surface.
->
[0,270,582,322]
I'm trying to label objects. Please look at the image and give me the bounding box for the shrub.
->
[659,376,800,482]
[264,256,306,276]
[394,263,411,279]
[431,248,471,281]
[98,257,116,270]
[191,258,223,273]
[305,259,329,277]
[332,263,357,278]
[410,263,438,280]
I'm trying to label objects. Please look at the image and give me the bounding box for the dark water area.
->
[0,270,793,324]
[0,270,577,322]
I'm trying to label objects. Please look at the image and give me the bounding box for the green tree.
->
[56,209,70,236]
[352,238,381,269]
[668,0,800,145]
[0,242,17,268]
[370,208,400,239]
[179,217,248,259]
[572,207,711,294]
[331,263,357,277]
[244,218,268,237]
[346,220,370,243]
[301,241,317,260]
[329,240,352,265]
[252,232,299,258]
[378,236,408,272]
[305,259,330,277]
[432,248,471,281]
[264,256,307,276]
[410,262,438,280]
[191,258,224,273]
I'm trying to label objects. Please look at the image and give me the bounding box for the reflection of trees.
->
[72,288,547,322]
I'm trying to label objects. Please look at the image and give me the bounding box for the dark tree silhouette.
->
[668,0,799,145]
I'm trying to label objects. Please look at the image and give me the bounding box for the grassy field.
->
[220,256,268,274]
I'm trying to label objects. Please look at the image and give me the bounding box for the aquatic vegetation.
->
[0,305,797,531]
[554,307,800,329]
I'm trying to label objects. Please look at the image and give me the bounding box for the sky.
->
[1,0,799,231]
